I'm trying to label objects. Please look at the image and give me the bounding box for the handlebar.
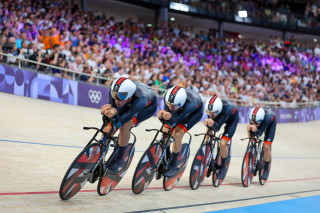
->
[158,117,172,127]
[145,129,159,132]
[241,136,263,143]
[102,115,114,124]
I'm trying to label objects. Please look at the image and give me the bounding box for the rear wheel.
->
[132,143,162,194]
[259,149,270,185]
[164,143,190,191]
[97,143,135,195]
[213,143,231,187]
[59,143,101,200]
[189,143,211,190]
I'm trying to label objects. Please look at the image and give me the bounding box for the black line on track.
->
[126,188,320,213]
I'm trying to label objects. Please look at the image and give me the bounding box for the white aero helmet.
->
[165,86,187,108]
[110,77,136,100]
[205,96,223,115]
[249,107,265,124]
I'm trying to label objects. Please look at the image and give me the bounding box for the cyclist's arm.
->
[256,117,271,138]
[211,109,231,132]
[169,102,198,126]
[116,96,149,127]
[108,90,116,108]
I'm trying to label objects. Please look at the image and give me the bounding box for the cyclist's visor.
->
[111,91,128,101]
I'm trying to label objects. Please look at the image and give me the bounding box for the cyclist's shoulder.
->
[264,108,276,117]
[134,81,156,96]
[185,88,202,101]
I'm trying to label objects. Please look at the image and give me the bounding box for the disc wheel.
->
[97,144,135,195]
[241,145,255,187]
[163,144,190,191]
[59,143,101,200]
[131,143,162,194]
[189,143,211,190]
[213,144,231,187]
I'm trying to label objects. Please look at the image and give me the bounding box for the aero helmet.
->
[205,96,223,115]
[249,107,265,124]
[165,86,187,108]
[110,77,136,100]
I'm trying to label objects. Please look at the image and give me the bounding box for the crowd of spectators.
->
[173,0,320,29]
[0,0,319,108]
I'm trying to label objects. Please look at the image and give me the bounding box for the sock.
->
[170,152,179,166]
[221,157,227,168]
[264,161,270,170]
[117,145,127,159]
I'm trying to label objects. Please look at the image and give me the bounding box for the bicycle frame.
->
[83,116,136,179]
[241,136,264,175]
[146,121,192,172]
[195,128,221,169]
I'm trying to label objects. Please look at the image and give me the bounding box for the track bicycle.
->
[132,118,191,194]
[59,116,136,200]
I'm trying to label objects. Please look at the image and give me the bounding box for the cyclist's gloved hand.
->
[249,131,255,138]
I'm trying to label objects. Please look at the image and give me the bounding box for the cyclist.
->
[157,86,203,177]
[247,107,277,180]
[203,96,239,179]
[101,77,158,171]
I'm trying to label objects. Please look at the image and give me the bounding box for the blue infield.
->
[207,195,320,213]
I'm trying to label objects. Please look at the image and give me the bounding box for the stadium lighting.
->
[238,10,248,18]
[170,2,190,12]
[314,38,317,42]
[147,24,152,27]
[238,34,242,38]
[170,17,175,21]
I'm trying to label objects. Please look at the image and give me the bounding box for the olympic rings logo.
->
[88,90,102,104]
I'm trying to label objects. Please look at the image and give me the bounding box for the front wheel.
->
[241,144,255,187]
[189,143,211,190]
[97,143,135,196]
[59,143,101,200]
[132,143,162,194]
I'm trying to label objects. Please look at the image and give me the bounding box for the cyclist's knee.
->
[120,120,134,131]
[172,128,185,140]
[263,143,271,151]
[220,138,229,146]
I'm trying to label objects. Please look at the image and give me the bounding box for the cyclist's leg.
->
[261,117,277,179]
[172,107,203,153]
[109,103,157,171]
[165,108,203,177]
[220,113,239,158]
[218,114,239,179]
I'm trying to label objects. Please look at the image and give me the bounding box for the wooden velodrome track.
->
[1,92,320,213]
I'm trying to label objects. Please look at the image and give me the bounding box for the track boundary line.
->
[1,177,320,196]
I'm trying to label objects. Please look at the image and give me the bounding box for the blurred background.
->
[0,0,319,109]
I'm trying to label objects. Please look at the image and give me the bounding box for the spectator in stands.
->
[80,66,95,83]
[16,29,30,49]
